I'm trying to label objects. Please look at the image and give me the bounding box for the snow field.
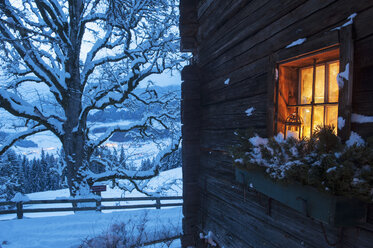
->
[0,168,182,220]
[0,168,183,248]
[0,207,182,248]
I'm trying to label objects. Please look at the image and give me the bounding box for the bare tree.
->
[0,0,182,197]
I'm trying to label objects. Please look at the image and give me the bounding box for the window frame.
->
[267,25,354,140]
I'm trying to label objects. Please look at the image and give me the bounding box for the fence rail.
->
[0,196,183,219]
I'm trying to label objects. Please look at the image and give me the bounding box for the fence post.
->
[156,198,161,209]
[95,198,102,212]
[16,202,23,219]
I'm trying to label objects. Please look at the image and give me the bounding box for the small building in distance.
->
[180,0,373,247]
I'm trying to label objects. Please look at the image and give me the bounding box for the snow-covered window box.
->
[231,128,371,226]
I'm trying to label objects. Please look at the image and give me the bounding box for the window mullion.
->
[324,63,328,126]
[325,63,330,103]
[310,59,316,137]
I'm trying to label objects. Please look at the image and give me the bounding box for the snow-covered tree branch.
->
[0,126,48,156]
[0,0,183,197]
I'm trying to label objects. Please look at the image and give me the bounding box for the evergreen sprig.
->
[231,126,373,202]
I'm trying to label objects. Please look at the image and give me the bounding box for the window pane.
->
[314,65,325,103]
[328,62,339,102]
[300,107,311,138]
[326,105,338,134]
[313,106,324,132]
[300,67,313,104]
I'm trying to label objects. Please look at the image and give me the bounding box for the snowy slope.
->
[26,167,182,199]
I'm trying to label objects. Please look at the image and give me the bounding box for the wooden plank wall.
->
[185,0,373,247]
[181,65,202,247]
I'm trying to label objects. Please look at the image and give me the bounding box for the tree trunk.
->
[63,132,88,197]
[63,0,87,198]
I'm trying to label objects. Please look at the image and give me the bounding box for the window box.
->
[235,167,367,227]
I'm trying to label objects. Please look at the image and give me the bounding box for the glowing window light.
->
[299,61,339,138]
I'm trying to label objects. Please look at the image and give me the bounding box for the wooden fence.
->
[0,196,183,219]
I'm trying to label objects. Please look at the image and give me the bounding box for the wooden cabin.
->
[180,0,373,247]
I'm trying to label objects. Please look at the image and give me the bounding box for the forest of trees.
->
[0,146,181,201]
[0,150,63,200]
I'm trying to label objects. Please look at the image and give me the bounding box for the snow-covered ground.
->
[0,207,182,248]
[0,168,183,248]
[0,167,182,220]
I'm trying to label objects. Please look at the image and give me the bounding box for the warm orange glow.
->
[326,105,338,134]
[300,107,311,138]
[328,62,339,102]
[315,65,325,103]
[105,143,118,148]
[300,67,313,104]
[299,61,339,138]
[313,106,324,130]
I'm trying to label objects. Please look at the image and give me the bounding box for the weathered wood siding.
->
[181,0,373,247]
[181,65,202,246]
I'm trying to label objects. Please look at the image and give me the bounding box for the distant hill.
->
[0,85,180,154]
[0,131,38,148]
[88,85,180,123]
[87,85,180,142]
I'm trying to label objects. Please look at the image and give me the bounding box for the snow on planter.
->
[231,127,373,203]
[346,131,365,147]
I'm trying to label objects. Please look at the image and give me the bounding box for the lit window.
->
[276,49,340,139]
[298,61,339,137]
